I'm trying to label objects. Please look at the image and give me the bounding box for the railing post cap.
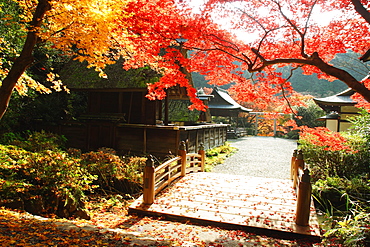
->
[302,168,311,183]
[146,155,154,167]
[199,142,204,151]
[179,141,186,151]
[297,150,304,160]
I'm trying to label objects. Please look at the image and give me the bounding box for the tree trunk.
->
[0,0,51,120]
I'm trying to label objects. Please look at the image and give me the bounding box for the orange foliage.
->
[299,126,355,152]
[181,0,370,111]
[116,0,369,112]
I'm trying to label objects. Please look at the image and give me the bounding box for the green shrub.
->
[313,177,369,214]
[313,176,370,246]
[323,210,370,246]
[299,111,370,245]
[206,149,219,157]
[0,131,146,217]
[206,142,235,157]
[205,142,237,171]
[0,145,96,217]
[0,132,26,144]
[299,131,369,181]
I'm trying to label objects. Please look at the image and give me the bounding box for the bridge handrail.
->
[154,156,183,195]
[143,141,205,205]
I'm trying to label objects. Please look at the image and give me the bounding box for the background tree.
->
[193,51,370,97]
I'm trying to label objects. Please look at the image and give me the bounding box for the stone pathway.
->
[212,136,298,179]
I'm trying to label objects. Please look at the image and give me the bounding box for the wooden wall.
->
[44,122,228,158]
[87,90,158,125]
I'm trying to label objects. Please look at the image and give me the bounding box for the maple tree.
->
[299,126,355,152]
[181,0,370,110]
[112,0,306,113]
[113,0,370,114]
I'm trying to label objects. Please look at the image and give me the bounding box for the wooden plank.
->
[155,157,182,173]
[155,164,182,182]
[186,167,202,173]
[116,127,144,154]
[146,129,178,154]
[195,129,199,152]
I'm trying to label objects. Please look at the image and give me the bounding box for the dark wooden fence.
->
[42,121,227,158]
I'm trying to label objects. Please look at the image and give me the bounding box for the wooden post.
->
[198,143,205,172]
[178,141,187,176]
[296,168,312,226]
[290,149,297,180]
[293,150,304,190]
[143,156,155,205]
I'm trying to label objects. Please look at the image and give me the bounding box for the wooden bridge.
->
[128,143,321,242]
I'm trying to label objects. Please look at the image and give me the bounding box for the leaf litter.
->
[1,200,324,246]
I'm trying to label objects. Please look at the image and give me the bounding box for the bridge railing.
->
[143,141,205,205]
[291,149,312,226]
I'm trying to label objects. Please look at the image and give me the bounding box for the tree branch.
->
[246,50,370,102]
[300,0,319,58]
[206,34,240,52]
[280,66,302,116]
[271,0,316,58]
[308,52,370,102]
[190,46,252,67]
[351,0,370,24]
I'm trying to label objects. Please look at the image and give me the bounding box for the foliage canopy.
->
[0,0,369,120]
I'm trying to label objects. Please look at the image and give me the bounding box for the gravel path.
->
[212,136,298,179]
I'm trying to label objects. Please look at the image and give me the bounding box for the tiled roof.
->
[208,87,252,112]
[314,88,356,106]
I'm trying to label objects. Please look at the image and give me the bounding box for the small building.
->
[44,60,228,158]
[208,87,252,117]
[314,88,358,132]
